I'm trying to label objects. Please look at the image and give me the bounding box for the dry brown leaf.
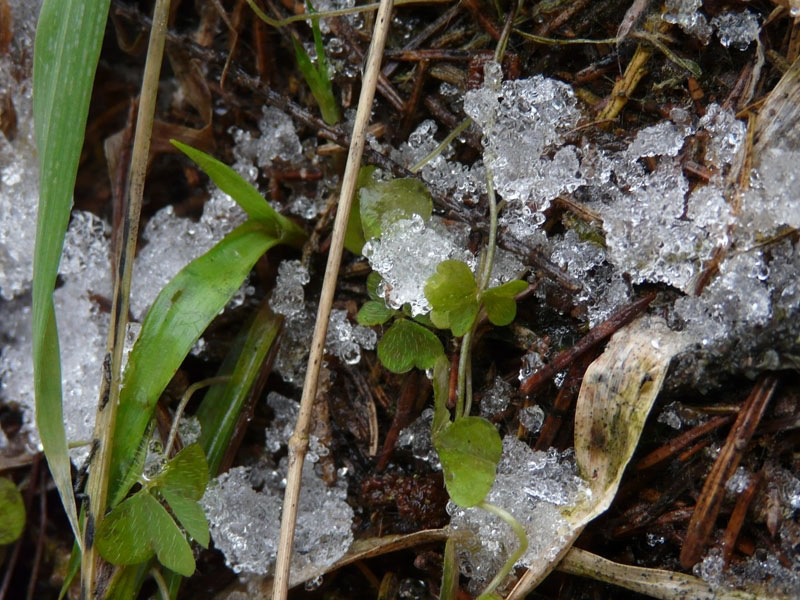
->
[558,547,780,600]
[507,316,688,598]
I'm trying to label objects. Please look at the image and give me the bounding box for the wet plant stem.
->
[164,376,230,457]
[456,166,499,419]
[409,117,472,174]
[478,501,529,598]
[82,0,170,595]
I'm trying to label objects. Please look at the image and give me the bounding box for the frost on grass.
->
[203,392,352,581]
[448,436,590,592]
[270,260,376,384]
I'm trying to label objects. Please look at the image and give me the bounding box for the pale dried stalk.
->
[82,0,170,595]
[270,1,395,598]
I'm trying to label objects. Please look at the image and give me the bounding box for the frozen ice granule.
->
[663,0,712,43]
[519,405,544,433]
[712,11,760,50]
[363,215,473,316]
[269,260,310,318]
[480,376,513,417]
[628,120,686,158]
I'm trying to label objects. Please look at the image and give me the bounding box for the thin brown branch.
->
[680,374,779,568]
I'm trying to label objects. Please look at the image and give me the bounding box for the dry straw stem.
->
[82,0,171,594]
[270,0,396,597]
[559,547,777,600]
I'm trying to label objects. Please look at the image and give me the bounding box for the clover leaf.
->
[95,443,209,575]
[359,177,432,240]
[425,260,479,336]
[0,478,25,544]
[377,318,444,373]
[481,279,527,326]
[434,416,502,508]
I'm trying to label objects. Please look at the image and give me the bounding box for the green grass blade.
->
[108,221,281,506]
[171,140,306,247]
[32,0,111,548]
[196,299,283,476]
[291,13,340,126]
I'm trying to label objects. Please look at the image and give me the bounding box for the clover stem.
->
[478,501,529,598]
[164,376,230,457]
[409,117,472,174]
[455,328,472,420]
[477,167,499,293]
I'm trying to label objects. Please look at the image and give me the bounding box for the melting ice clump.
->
[663,0,712,43]
[0,212,110,464]
[203,392,350,580]
[270,260,376,383]
[201,460,352,581]
[448,436,589,591]
[363,214,473,316]
[464,66,583,211]
[712,11,760,50]
[397,408,440,467]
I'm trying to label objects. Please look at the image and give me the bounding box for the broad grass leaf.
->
[171,140,305,247]
[356,300,395,326]
[481,279,527,326]
[434,416,502,508]
[109,221,281,506]
[359,178,432,240]
[425,260,479,336]
[377,318,443,374]
[32,0,112,548]
[196,300,282,476]
[0,477,25,544]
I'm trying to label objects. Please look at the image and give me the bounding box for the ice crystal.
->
[0,2,40,301]
[0,212,111,464]
[519,405,544,434]
[480,377,513,417]
[202,460,353,580]
[663,0,712,43]
[397,408,440,467]
[270,261,375,382]
[130,191,247,319]
[464,68,583,209]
